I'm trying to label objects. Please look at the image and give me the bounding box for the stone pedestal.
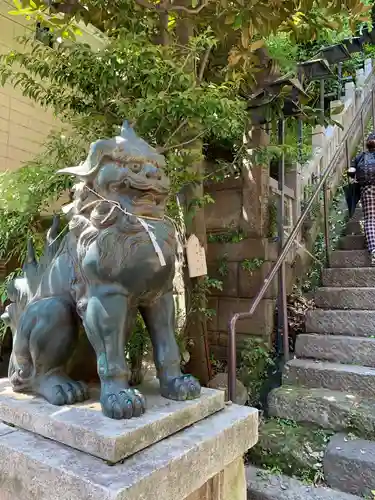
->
[0,378,225,463]
[0,379,258,500]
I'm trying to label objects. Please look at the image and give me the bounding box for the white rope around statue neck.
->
[83,185,166,267]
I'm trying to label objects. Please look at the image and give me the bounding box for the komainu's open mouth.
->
[132,191,165,206]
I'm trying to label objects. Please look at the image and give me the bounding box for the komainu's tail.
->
[2,215,63,333]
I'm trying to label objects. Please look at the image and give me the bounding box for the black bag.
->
[355,152,375,185]
[343,182,361,218]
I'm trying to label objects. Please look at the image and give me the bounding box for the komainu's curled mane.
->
[3,121,201,420]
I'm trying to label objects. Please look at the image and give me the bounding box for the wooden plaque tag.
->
[186,234,207,278]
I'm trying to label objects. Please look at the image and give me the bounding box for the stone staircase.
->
[268,207,375,498]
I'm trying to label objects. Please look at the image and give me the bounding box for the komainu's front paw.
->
[160,375,201,401]
[35,374,90,406]
[100,386,146,420]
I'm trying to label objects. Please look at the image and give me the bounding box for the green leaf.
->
[8,8,33,15]
[233,13,243,30]
[49,18,69,25]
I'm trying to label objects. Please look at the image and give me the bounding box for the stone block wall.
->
[204,170,288,361]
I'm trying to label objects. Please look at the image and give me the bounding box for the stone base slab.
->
[324,433,375,497]
[246,465,361,500]
[0,404,258,500]
[0,378,224,463]
[268,386,375,440]
[186,457,246,500]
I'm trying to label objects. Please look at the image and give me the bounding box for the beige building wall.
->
[0,0,104,173]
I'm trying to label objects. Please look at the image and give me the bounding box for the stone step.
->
[350,207,363,223]
[246,465,362,500]
[314,287,375,309]
[283,358,375,397]
[268,386,375,440]
[295,334,375,366]
[322,267,375,287]
[338,234,366,250]
[324,433,375,497]
[344,220,363,235]
[306,309,375,336]
[331,249,370,268]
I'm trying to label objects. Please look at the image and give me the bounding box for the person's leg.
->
[361,186,375,264]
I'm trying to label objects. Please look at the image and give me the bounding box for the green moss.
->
[347,403,375,441]
[247,418,333,483]
[207,229,246,243]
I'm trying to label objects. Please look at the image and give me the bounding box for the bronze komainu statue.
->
[1,121,201,419]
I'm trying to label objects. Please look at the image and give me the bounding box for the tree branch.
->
[162,118,188,148]
[135,0,208,14]
[159,130,205,152]
[197,45,212,83]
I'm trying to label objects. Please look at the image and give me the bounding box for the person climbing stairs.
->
[259,205,375,498]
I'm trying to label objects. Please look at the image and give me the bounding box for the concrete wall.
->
[0,0,104,173]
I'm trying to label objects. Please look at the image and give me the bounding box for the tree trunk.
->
[182,153,211,385]
[176,11,211,385]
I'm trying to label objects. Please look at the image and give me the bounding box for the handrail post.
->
[280,261,289,361]
[372,88,375,131]
[277,118,289,360]
[361,112,366,151]
[320,79,325,126]
[345,138,350,171]
[337,62,343,100]
[228,316,237,402]
[323,181,330,268]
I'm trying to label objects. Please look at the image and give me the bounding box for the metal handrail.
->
[227,86,374,402]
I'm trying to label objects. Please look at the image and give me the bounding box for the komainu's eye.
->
[130,163,142,173]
